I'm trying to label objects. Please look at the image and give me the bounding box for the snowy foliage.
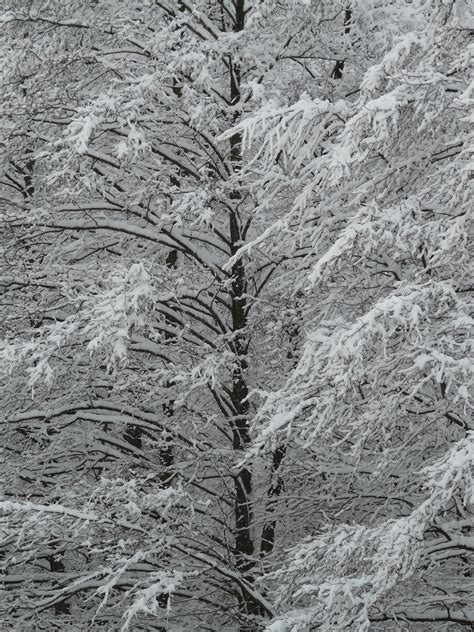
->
[1,0,472,630]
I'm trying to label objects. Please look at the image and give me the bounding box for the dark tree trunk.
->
[331,9,352,79]
[48,551,70,616]
[227,2,265,628]
[260,445,286,556]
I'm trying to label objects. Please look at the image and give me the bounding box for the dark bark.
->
[48,553,71,616]
[123,423,143,449]
[260,445,286,556]
[158,248,177,485]
[227,2,265,628]
[331,9,352,79]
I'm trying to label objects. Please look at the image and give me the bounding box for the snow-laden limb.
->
[0,262,160,382]
[219,94,349,175]
[264,433,474,631]
[254,281,473,450]
[119,569,184,631]
[219,1,472,268]
[0,476,190,625]
[0,500,101,523]
[306,198,470,286]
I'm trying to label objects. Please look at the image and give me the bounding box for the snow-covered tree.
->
[226,1,473,629]
[0,1,343,629]
[1,0,472,630]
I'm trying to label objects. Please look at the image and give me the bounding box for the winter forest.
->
[0,0,473,630]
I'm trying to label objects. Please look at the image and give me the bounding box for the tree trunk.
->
[228,2,265,627]
[260,445,286,556]
[48,551,71,616]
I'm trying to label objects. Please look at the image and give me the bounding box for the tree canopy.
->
[1,1,472,630]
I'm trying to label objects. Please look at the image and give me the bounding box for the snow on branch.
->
[0,262,161,383]
[254,281,473,448]
[264,433,474,631]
